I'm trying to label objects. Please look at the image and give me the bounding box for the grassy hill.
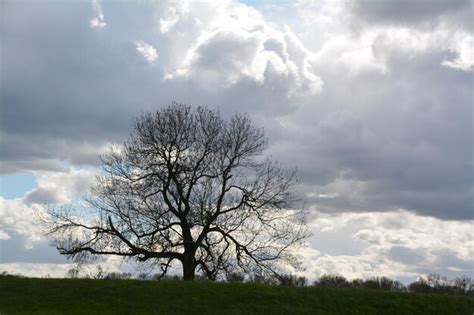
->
[1,277,473,314]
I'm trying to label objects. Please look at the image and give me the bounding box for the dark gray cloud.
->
[24,187,61,204]
[1,2,184,173]
[350,0,472,27]
[1,1,319,172]
[388,246,473,277]
[271,51,473,220]
[0,232,67,264]
[388,246,426,265]
[1,2,134,169]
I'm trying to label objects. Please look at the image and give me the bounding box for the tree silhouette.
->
[47,103,309,280]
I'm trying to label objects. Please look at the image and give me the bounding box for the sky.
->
[0,0,473,282]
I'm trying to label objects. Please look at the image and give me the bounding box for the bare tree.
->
[47,103,309,280]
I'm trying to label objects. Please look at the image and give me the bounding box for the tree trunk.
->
[182,253,195,280]
[181,222,195,280]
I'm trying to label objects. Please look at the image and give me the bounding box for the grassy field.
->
[1,277,473,314]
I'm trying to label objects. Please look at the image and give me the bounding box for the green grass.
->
[1,277,473,314]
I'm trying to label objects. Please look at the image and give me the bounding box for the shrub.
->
[104,272,132,280]
[151,274,181,281]
[351,278,364,288]
[0,271,23,278]
[314,274,351,288]
[408,280,433,294]
[453,276,474,296]
[408,274,474,296]
[137,273,149,280]
[250,274,278,285]
[226,272,245,283]
[92,265,105,279]
[278,274,307,287]
[66,268,80,279]
[361,277,406,292]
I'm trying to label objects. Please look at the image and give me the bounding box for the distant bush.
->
[66,268,80,279]
[138,273,149,280]
[312,273,471,296]
[278,274,308,287]
[408,280,432,294]
[314,274,351,288]
[104,272,132,280]
[350,278,364,288]
[408,274,473,296]
[358,277,406,292]
[0,271,23,278]
[195,274,210,281]
[151,274,181,281]
[226,272,245,283]
[91,265,105,279]
[453,276,474,296]
[249,274,279,285]
[314,275,405,292]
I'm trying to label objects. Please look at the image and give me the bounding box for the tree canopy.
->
[47,103,309,280]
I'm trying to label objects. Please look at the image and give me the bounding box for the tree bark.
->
[181,221,195,280]
[182,253,195,280]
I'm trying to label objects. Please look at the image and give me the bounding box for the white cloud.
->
[89,0,106,29]
[298,250,405,281]
[292,0,473,74]
[90,17,106,29]
[135,40,158,63]
[368,27,474,72]
[24,168,97,205]
[303,210,474,280]
[159,2,189,34]
[441,31,474,71]
[0,229,11,240]
[0,197,44,248]
[162,1,322,97]
[0,167,98,249]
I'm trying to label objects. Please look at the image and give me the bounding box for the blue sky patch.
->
[0,173,36,199]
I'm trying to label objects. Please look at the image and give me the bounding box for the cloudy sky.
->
[1,0,472,282]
